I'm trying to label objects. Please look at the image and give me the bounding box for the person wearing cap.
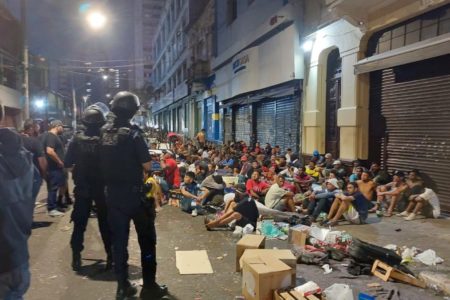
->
[375,171,408,217]
[0,128,34,299]
[43,119,67,217]
[311,149,325,166]
[332,160,347,179]
[319,153,335,176]
[305,178,342,222]
[205,183,259,230]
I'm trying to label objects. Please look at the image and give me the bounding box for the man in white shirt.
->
[264,175,295,212]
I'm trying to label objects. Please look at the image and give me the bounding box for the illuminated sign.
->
[232,54,249,74]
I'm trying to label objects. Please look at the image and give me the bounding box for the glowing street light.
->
[34,99,45,109]
[86,10,107,30]
[302,40,314,52]
[102,74,109,80]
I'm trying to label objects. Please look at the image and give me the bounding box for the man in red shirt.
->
[162,153,180,188]
[246,170,270,203]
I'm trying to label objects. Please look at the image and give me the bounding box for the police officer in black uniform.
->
[64,103,112,272]
[99,91,168,300]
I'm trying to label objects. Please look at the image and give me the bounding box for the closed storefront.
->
[256,100,275,146]
[370,54,450,212]
[225,80,302,151]
[256,96,300,151]
[363,4,450,212]
[233,105,251,145]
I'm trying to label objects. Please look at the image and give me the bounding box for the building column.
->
[337,50,369,160]
[302,61,326,155]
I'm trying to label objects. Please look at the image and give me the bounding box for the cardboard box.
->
[288,226,309,247]
[239,249,296,272]
[242,256,292,300]
[236,235,266,272]
[239,249,297,283]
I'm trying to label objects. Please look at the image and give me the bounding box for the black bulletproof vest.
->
[73,130,102,183]
[100,124,143,186]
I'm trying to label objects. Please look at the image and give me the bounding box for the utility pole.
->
[21,0,30,119]
[72,74,77,130]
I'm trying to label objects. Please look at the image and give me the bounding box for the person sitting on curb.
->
[205,184,259,231]
[196,174,226,208]
[305,160,321,181]
[323,182,368,226]
[245,170,270,204]
[397,188,441,221]
[180,171,200,215]
[305,178,342,223]
[264,175,296,212]
[375,171,408,217]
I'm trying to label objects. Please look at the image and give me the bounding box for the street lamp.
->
[86,10,107,30]
[102,75,109,80]
[34,99,45,109]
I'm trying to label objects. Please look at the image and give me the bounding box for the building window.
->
[227,0,238,25]
[367,4,450,56]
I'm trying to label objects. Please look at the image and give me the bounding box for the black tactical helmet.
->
[110,91,140,120]
[82,102,109,127]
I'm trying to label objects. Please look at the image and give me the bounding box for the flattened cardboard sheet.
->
[176,250,213,274]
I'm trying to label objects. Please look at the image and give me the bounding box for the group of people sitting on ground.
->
[144,138,441,230]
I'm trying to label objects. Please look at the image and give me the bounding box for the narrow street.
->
[27,185,450,300]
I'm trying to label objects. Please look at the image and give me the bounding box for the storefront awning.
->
[354,33,450,74]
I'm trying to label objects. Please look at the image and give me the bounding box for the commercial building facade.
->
[302,0,450,211]
[0,1,23,127]
[212,0,304,150]
[150,0,211,138]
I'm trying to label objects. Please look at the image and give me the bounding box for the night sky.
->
[27,0,135,63]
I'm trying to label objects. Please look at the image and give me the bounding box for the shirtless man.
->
[376,171,408,217]
[357,171,376,202]
[195,129,206,148]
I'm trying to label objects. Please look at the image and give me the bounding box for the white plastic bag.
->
[323,283,354,300]
[242,224,254,235]
[414,249,444,266]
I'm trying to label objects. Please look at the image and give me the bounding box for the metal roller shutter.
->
[378,56,450,212]
[234,105,251,145]
[256,100,276,147]
[274,96,300,152]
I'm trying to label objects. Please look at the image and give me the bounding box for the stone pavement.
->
[27,186,450,299]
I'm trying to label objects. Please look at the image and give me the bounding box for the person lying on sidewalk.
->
[205,184,259,231]
[397,188,441,221]
[264,175,296,212]
[322,182,368,226]
[375,171,408,217]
